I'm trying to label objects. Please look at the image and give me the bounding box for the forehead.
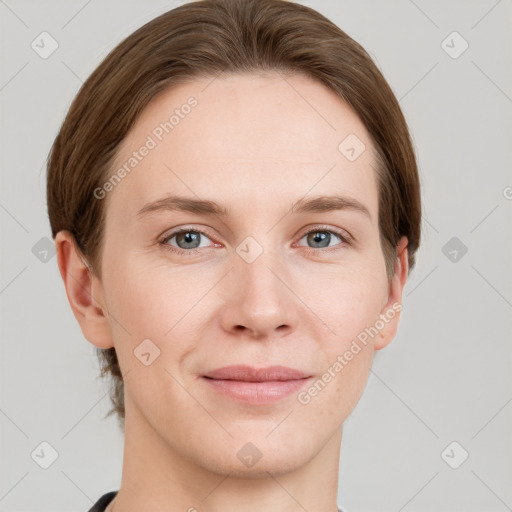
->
[106,71,379,222]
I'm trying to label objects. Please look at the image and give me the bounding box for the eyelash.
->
[159,225,352,257]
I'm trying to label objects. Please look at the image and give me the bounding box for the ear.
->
[374,235,409,351]
[54,230,114,349]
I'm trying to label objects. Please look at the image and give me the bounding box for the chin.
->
[190,430,314,478]
[202,450,309,479]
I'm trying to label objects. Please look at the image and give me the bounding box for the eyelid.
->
[296,224,353,245]
[159,225,219,248]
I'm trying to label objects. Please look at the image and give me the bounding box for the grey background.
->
[1,0,511,511]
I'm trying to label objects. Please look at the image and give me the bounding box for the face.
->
[87,72,405,476]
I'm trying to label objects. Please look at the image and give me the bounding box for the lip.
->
[203,365,310,381]
[202,365,313,404]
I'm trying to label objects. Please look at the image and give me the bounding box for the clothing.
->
[87,491,347,511]
[87,491,117,512]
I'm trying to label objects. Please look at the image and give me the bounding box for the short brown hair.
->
[46,0,422,429]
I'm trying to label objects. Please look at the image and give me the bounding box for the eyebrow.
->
[136,194,371,220]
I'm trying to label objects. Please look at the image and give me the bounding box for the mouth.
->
[201,365,313,404]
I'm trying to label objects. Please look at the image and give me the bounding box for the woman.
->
[46,0,421,510]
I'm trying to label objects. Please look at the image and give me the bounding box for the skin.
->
[56,71,409,512]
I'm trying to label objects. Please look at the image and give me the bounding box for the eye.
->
[296,226,351,250]
[160,228,216,255]
[159,224,352,257]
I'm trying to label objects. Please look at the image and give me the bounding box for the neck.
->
[110,400,343,512]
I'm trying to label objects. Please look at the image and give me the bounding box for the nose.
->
[218,245,300,340]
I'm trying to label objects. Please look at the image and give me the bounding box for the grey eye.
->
[164,230,212,250]
[299,230,343,249]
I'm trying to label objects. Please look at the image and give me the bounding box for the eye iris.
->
[177,231,201,249]
[307,231,330,248]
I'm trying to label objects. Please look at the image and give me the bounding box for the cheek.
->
[104,252,208,333]
[301,266,385,393]
[296,277,380,421]
[303,264,387,340]
[103,259,205,415]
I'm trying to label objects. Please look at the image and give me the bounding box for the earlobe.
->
[374,236,409,351]
[55,230,114,349]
